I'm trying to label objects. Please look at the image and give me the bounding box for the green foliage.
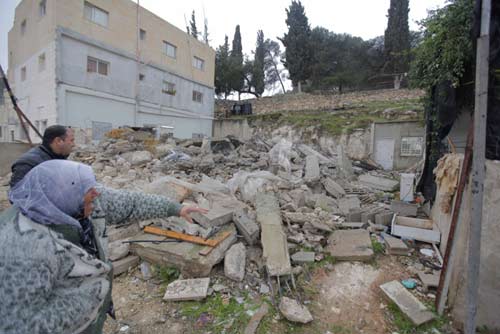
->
[189,10,199,39]
[384,0,411,74]
[279,0,312,88]
[252,30,266,96]
[410,0,474,89]
[215,35,231,98]
[229,25,244,94]
[371,237,385,255]
[263,38,286,93]
[386,302,448,333]
[155,265,180,285]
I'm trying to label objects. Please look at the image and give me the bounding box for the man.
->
[10,125,75,188]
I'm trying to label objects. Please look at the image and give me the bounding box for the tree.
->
[189,10,199,39]
[384,0,411,88]
[215,35,231,98]
[279,0,312,92]
[229,25,244,98]
[263,39,286,93]
[252,30,266,96]
[203,18,210,45]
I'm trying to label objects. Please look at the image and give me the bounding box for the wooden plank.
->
[143,226,231,247]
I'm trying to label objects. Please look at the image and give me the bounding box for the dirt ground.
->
[103,254,451,334]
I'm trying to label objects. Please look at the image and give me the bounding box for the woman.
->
[0,160,206,334]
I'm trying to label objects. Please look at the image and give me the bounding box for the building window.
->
[87,57,109,75]
[39,0,46,17]
[193,56,204,70]
[21,67,26,81]
[139,73,145,81]
[192,90,203,103]
[38,53,46,72]
[163,41,177,59]
[84,2,109,27]
[140,29,146,40]
[401,137,423,156]
[162,81,176,95]
[20,20,27,35]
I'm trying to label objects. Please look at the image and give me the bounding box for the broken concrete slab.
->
[359,174,399,192]
[337,222,367,229]
[224,243,246,282]
[130,224,237,277]
[380,280,435,325]
[282,212,314,225]
[233,209,260,245]
[395,216,433,230]
[383,233,410,256]
[417,271,440,291]
[191,206,234,228]
[297,144,333,164]
[391,217,440,244]
[279,297,313,324]
[163,278,210,302]
[322,178,346,198]
[338,195,361,215]
[291,251,315,264]
[346,208,363,222]
[327,229,374,261]
[337,145,354,180]
[375,212,394,226]
[244,303,269,334]
[304,155,320,184]
[108,223,141,243]
[108,240,130,261]
[112,255,140,277]
[391,201,418,217]
[256,193,292,276]
[143,176,192,202]
[313,194,339,213]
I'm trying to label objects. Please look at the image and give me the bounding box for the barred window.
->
[162,81,176,95]
[401,137,423,156]
[192,90,203,103]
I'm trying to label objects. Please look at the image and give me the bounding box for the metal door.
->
[375,139,395,170]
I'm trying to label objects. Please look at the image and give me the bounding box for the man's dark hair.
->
[42,125,68,146]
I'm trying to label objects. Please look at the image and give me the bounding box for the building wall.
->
[446,111,471,153]
[212,119,253,140]
[372,121,425,170]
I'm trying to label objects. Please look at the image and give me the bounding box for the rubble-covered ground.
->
[0,127,457,334]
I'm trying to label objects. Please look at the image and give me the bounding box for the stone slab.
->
[327,229,374,261]
[143,176,192,202]
[337,145,354,179]
[297,144,333,164]
[380,280,435,325]
[391,201,418,217]
[359,174,399,192]
[109,240,130,261]
[224,243,246,281]
[279,296,313,324]
[346,209,363,222]
[338,222,367,229]
[130,224,237,277]
[417,271,440,290]
[108,223,141,243]
[338,195,361,215]
[291,251,315,264]
[191,206,234,228]
[112,255,140,277]
[233,209,260,245]
[163,278,210,301]
[383,233,410,256]
[391,217,441,244]
[375,212,394,225]
[322,178,346,198]
[256,193,292,276]
[304,155,320,184]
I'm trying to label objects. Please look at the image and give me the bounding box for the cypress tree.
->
[215,35,231,98]
[253,30,266,96]
[190,10,199,39]
[384,0,411,75]
[229,25,244,96]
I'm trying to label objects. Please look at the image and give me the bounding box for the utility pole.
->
[465,0,490,332]
[134,0,140,127]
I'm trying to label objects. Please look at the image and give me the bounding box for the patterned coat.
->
[0,186,182,334]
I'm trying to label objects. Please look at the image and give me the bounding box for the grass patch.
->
[371,237,386,255]
[180,293,256,333]
[155,265,180,285]
[330,324,352,333]
[387,301,448,334]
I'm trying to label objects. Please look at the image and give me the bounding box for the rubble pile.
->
[62,128,444,328]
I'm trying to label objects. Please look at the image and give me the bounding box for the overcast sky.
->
[0,0,446,73]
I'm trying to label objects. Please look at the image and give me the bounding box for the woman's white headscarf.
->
[9,160,96,229]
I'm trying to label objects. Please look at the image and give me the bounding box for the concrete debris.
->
[346,209,363,222]
[337,222,367,229]
[434,154,461,213]
[122,150,153,166]
[374,211,394,226]
[391,216,440,244]
[279,297,313,324]
[390,200,418,217]
[108,223,141,243]
[327,229,374,261]
[143,176,192,202]
[359,173,399,192]
[336,145,354,180]
[322,178,346,198]
[382,233,410,256]
[108,240,130,261]
[163,277,210,302]
[191,205,234,228]
[297,144,333,164]
[417,271,440,291]
[256,193,292,276]
[291,251,315,264]
[244,303,269,334]
[224,242,246,282]
[338,195,361,215]
[380,280,435,325]
[113,255,140,277]
[233,209,260,245]
[304,155,320,184]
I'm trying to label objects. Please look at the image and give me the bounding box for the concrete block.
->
[256,193,292,276]
[291,251,315,264]
[233,209,260,245]
[191,206,234,228]
[163,278,210,301]
[383,233,410,256]
[380,280,435,325]
[304,155,320,184]
[322,178,346,198]
[338,195,361,215]
[359,174,399,192]
[417,271,440,290]
[112,255,140,277]
[391,201,418,217]
[224,243,246,282]
[327,229,374,261]
[375,212,394,226]
[143,176,192,202]
[361,211,377,223]
[346,209,363,222]
[130,225,237,277]
[391,217,440,244]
